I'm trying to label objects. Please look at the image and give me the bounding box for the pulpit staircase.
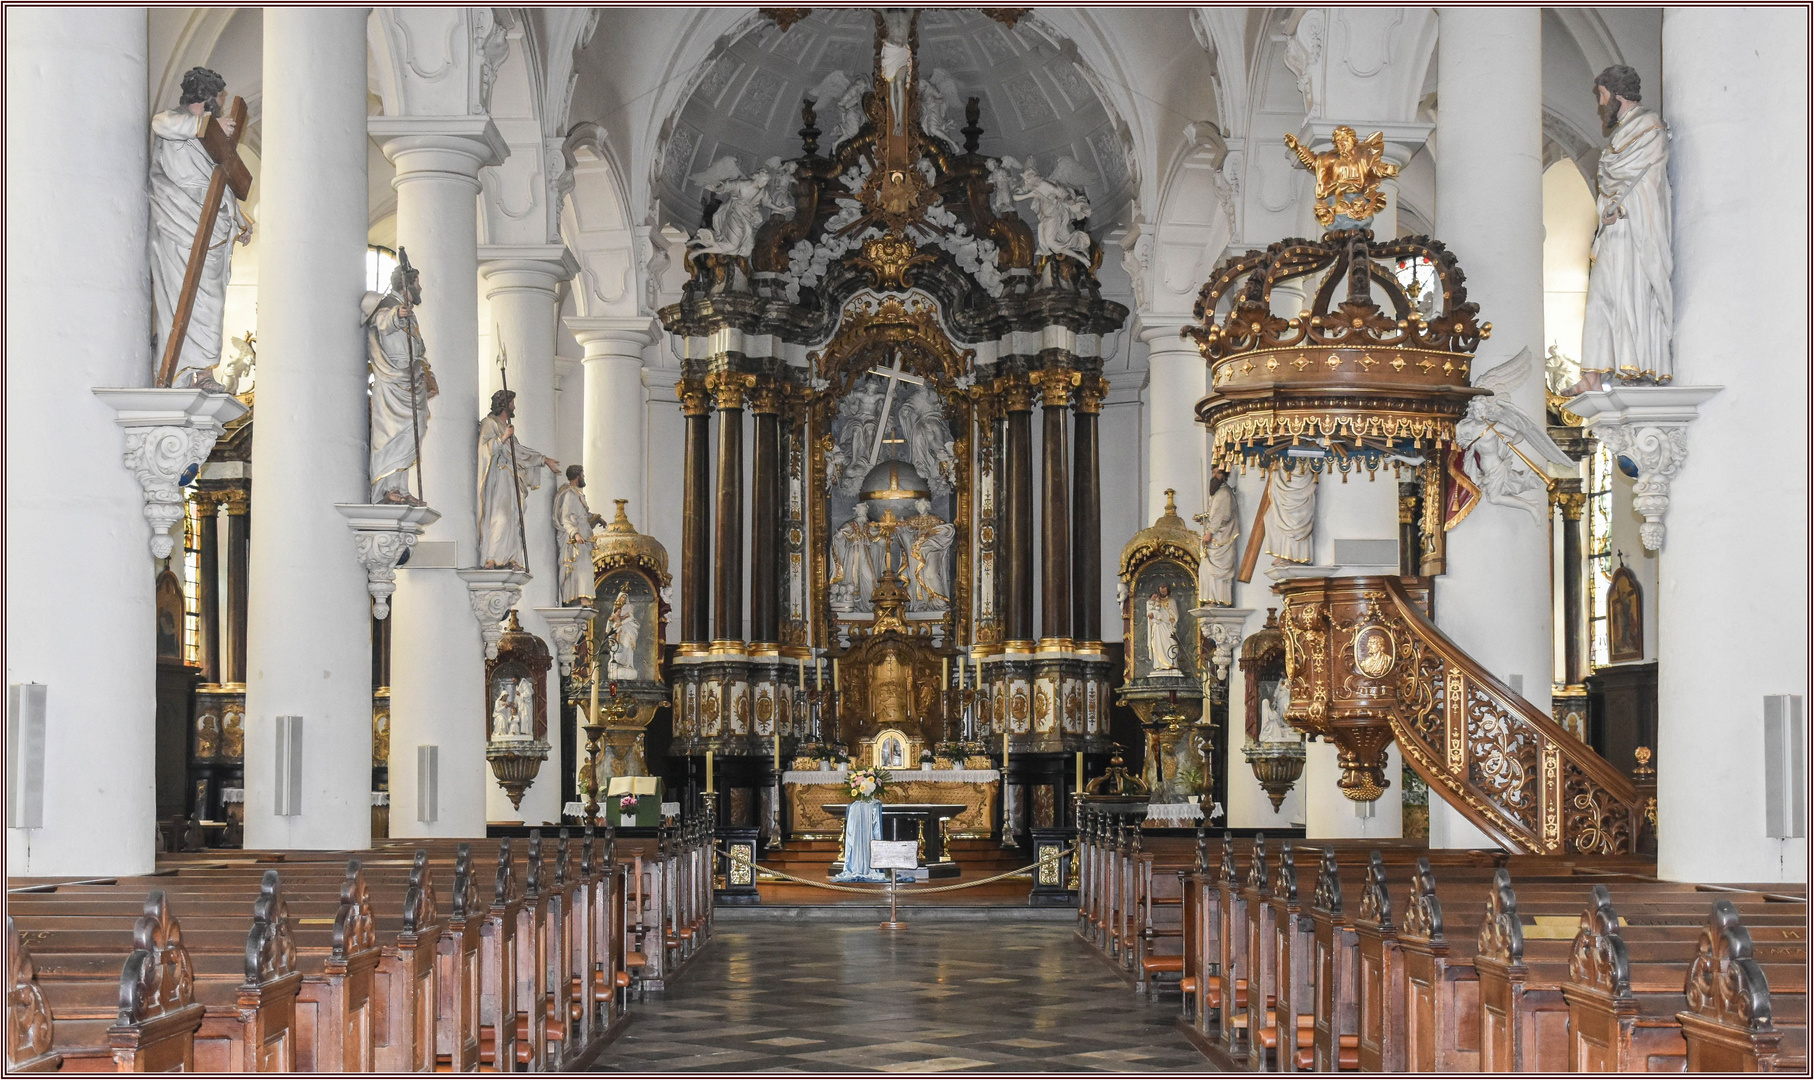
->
[1280,574,1648,857]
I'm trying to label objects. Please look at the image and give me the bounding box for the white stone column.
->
[1139,319,1207,524]
[242,8,373,850]
[1655,8,1807,883]
[479,244,574,825]
[1430,7,1547,849]
[6,7,156,875]
[371,116,507,838]
[567,316,654,528]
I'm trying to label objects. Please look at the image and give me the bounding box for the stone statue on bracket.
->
[1458,348,1576,525]
[150,66,251,391]
[1196,466,1238,605]
[364,251,436,505]
[552,465,604,605]
[1264,467,1317,564]
[477,389,559,570]
[1576,65,1675,390]
[901,499,954,612]
[1258,680,1296,744]
[1014,157,1094,266]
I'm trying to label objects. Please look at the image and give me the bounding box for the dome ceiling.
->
[655,9,1132,235]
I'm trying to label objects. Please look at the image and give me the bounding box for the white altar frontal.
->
[782,768,1001,841]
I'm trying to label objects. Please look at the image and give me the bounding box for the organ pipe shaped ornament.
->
[1563,384,1722,551]
[456,567,529,659]
[532,605,594,675]
[92,388,248,559]
[336,503,441,619]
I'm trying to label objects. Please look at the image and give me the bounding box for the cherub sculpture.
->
[1283,125,1399,227]
[1457,347,1577,524]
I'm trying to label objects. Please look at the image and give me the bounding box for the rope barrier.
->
[714,842,1078,896]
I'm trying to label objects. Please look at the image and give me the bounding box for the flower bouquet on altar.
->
[618,793,638,828]
[832,767,890,883]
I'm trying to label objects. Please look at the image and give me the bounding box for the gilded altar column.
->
[679,379,712,647]
[1035,370,1076,646]
[749,381,783,647]
[1072,377,1105,645]
[710,372,755,647]
[194,491,224,684]
[1552,480,1586,687]
[1000,377,1036,648]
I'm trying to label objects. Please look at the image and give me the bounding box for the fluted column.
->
[1034,370,1075,645]
[1432,6,1546,849]
[1072,377,1104,644]
[749,381,784,647]
[369,112,507,838]
[709,372,753,647]
[679,380,712,647]
[243,7,373,850]
[1001,377,1036,647]
[479,243,574,825]
[566,316,653,527]
[6,5,155,875]
[1656,7,1806,884]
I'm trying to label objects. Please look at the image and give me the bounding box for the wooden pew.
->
[1677,899,1808,1072]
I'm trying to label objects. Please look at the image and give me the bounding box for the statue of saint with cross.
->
[150,66,252,390]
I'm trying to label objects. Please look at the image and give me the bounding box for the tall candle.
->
[1076,751,1084,794]
[1003,729,1010,772]
[974,654,983,686]
[942,657,949,687]
[833,658,841,693]
[958,656,966,690]
[797,661,805,690]
[588,661,600,724]
[706,750,714,794]
[816,657,824,690]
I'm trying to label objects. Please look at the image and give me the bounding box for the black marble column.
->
[749,382,782,645]
[196,493,221,683]
[1071,378,1103,643]
[712,372,753,645]
[680,380,712,645]
[225,492,249,684]
[1037,372,1073,644]
[1002,379,1035,646]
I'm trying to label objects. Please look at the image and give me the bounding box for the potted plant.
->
[919,749,935,772]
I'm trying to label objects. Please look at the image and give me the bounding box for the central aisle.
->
[593,923,1205,1072]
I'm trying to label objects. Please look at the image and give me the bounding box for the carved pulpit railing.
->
[1278,574,1643,855]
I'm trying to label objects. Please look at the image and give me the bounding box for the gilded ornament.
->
[1283,126,1400,227]
[854,233,936,291]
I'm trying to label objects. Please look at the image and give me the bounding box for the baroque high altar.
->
[656,11,1127,828]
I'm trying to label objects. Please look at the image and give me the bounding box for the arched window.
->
[366,245,399,294]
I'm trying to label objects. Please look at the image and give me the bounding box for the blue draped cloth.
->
[831,797,886,882]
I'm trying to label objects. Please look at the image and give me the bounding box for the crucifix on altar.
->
[151,70,253,389]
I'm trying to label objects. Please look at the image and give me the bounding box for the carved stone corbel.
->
[92,388,248,559]
[532,605,595,675]
[1191,606,1255,684]
[455,568,530,660]
[1566,385,1722,551]
[335,504,441,619]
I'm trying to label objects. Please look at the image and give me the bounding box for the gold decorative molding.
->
[678,378,711,417]
[1029,368,1082,409]
[853,233,937,292]
[705,371,758,411]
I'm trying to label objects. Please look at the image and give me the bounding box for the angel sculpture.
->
[919,68,962,148]
[1283,125,1399,227]
[686,156,785,259]
[1014,157,1094,266]
[1456,347,1577,525]
[986,157,1020,217]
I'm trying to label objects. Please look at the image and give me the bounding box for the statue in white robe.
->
[364,256,435,504]
[149,67,249,390]
[899,384,956,495]
[1196,468,1238,605]
[552,466,603,604]
[1146,585,1181,675]
[477,390,559,570]
[1014,159,1094,266]
[1264,468,1317,564]
[1580,66,1675,386]
[829,505,883,611]
[604,585,640,681]
[902,499,954,612]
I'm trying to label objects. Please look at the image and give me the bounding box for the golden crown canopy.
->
[1117,488,1201,582]
[591,500,671,584]
[1188,230,1491,479]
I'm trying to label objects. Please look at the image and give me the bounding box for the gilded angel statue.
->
[1283,125,1399,227]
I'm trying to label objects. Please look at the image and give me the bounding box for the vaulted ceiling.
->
[650,9,1134,234]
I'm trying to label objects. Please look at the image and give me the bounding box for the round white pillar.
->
[374,117,506,838]
[6,7,156,876]
[1139,319,1207,524]
[479,246,573,825]
[243,7,373,850]
[1655,8,1807,883]
[1430,8,1547,849]
[567,317,654,530]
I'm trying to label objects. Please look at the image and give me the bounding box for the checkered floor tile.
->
[592,923,1209,1073]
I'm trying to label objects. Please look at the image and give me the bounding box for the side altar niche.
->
[657,11,1127,841]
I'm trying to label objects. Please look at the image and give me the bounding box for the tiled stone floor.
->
[593,923,1210,1073]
